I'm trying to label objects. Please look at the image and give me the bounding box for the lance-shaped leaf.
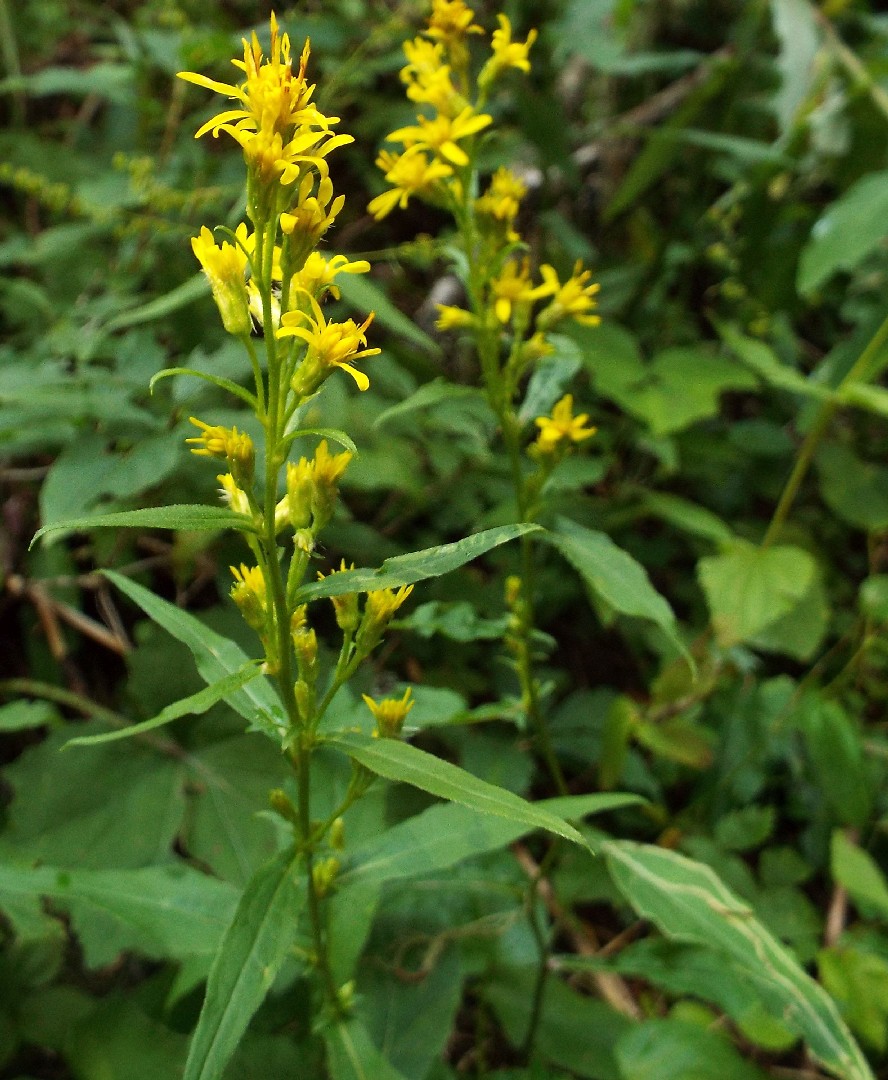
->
[339,793,643,893]
[104,571,285,739]
[543,518,686,659]
[324,1018,410,1080]
[149,367,258,409]
[297,524,541,601]
[604,840,874,1080]
[184,849,305,1080]
[374,378,485,429]
[328,732,590,849]
[64,663,263,747]
[31,504,255,548]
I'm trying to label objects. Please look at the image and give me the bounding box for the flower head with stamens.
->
[533,394,596,453]
[279,295,379,392]
[400,37,461,115]
[187,417,255,484]
[538,261,602,328]
[387,106,492,168]
[229,564,268,630]
[490,258,556,324]
[424,0,484,52]
[191,226,251,335]
[290,252,371,306]
[368,149,453,219]
[479,15,537,85]
[363,687,414,739]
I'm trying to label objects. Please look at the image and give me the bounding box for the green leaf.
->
[715,321,835,401]
[616,1018,769,1080]
[544,518,685,657]
[819,947,888,1052]
[798,170,888,295]
[337,272,440,356]
[64,664,263,747]
[285,427,358,455]
[149,367,258,409]
[328,733,590,848]
[339,793,643,893]
[104,272,211,331]
[831,832,888,919]
[0,699,59,732]
[325,1018,409,1080]
[698,539,817,647]
[517,334,583,424]
[297,524,541,601]
[816,443,888,531]
[32,505,255,548]
[604,840,874,1080]
[794,697,871,828]
[771,0,821,137]
[638,492,733,544]
[0,863,238,968]
[184,849,305,1080]
[484,966,631,1079]
[104,571,285,739]
[373,378,483,429]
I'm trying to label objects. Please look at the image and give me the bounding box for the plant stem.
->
[763,307,888,547]
[253,233,343,1019]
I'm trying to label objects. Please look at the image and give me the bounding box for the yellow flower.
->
[538,261,602,328]
[363,687,414,739]
[289,251,371,306]
[191,225,251,335]
[435,304,475,331]
[278,295,380,392]
[490,258,555,324]
[179,16,328,141]
[387,106,492,167]
[280,173,345,253]
[187,417,255,483]
[217,472,252,516]
[479,15,537,85]
[317,560,359,632]
[424,0,484,49]
[368,149,453,219]
[357,585,415,654]
[230,563,268,630]
[475,166,527,224]
[400,37,460,115]
[534,394,596,453]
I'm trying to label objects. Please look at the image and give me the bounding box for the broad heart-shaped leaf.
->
[543,518,685,658]
[105,571,285,740]
[32,504,254,548]
[603,840,874,1080]
[339,793,643,894]
[327,732,589,849]
[64,663,263,746]
[296,524,541,601]
[0,862,238,968]
[184,848,305,1080]
[798,169,888,295]
[324,1018,409,1080]
[698,540,817,647]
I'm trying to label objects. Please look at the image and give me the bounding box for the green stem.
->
[763,307,888,547]
[253,220,343,1019]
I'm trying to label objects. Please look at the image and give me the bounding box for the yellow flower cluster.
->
[370,1,600,463]
[369,0,534,220]
[179,14,377,390]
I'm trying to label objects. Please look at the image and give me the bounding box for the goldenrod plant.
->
[30,12,593,1077]
[370,0,604,789]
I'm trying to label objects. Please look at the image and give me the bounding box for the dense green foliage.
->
[3,1,888,1078]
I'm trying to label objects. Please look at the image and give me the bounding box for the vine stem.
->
[763,307,888,548]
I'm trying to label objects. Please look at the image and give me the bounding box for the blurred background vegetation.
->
[4,1,888,1078]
